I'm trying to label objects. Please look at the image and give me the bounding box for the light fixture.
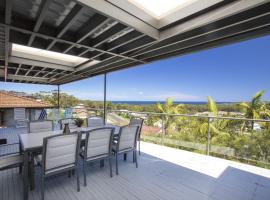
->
[91,19,118,38]
[128,0,194,19]
[12,44,89,66]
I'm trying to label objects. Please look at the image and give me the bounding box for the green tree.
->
[199,97,229,144]
[41,92,78,108]
[239,90,270,130]
[156,97,185,135]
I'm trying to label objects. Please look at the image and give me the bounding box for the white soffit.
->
[107,0,223,29]
[12,44,89,67]
[128,0,194,19]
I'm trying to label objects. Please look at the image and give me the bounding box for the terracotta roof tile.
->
[0,92,53,108]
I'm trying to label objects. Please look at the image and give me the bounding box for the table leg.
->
[100,160,104,168]
[23,152,29,200]
[29,154,35,190]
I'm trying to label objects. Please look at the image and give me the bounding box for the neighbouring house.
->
[0,91,53,127]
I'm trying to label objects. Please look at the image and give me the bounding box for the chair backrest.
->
[42,132,80,173]
[129,117,144,130]
[86,117,104,128]
[118,125,139,151]
[84,127,114,159]
[28,120,53,133]
[59,118,77,130]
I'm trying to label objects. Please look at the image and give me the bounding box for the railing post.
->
[206,117,211,155]
[161,115,165,145]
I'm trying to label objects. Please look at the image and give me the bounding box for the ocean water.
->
[110,101,234,105]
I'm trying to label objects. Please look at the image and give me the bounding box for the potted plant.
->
[74,118,84,127]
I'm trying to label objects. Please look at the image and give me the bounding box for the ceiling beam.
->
[33,67,45,77]
[14,64,21,75]
[7,74,49,83]
[42,69,56,78]
[62,15,111,54]
[47,4,84,50]
[24,65,35,76]
[76,0,159,40]
[85,31,145,61]
[28,0,52,46]
[160,0,269,40]
[4,0,12,82]
[8,56,75,71]
[0,23,145,64]
[77,25,130,56]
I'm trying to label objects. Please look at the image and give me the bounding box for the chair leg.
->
[76,167,80,192]
[133,151,135,163]
[139,140,141,155]
[29,157,35,190]
[41,175,45,200]
[83,161,87,186]
[123,153,127,161]
[135,150,138,168]
[109,157,113,178]
[19,165,22,174]
[116,153,119,175]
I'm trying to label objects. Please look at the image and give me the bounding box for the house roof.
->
[0,92,52,108]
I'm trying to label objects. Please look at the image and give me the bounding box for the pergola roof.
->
[0,0,269,85]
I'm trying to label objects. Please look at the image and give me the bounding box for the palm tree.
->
[199,97,229,142]
[239,90,270,130]
[157,97,185,135]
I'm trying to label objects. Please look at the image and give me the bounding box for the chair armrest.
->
[0,138,7,145]
[0,142,19,147]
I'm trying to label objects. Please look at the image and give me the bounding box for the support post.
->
[103,73,107,124]
[57,85,60,109]
[206,117,211,155]
[161,115,165,145]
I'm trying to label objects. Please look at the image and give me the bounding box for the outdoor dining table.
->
[19,124,120,200]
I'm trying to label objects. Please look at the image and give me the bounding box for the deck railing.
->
[46,107,270,168]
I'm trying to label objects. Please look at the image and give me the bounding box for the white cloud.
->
[63,89,201,102]
[107,91,201,101]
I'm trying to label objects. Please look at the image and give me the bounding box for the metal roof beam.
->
[14,64,21,75]
[7,74,49,83]
[76,0,159,40]
[28,0,52,46]
[63,15,110,54]
[8,56,75,72]
[160,0,269,40]
[1,23,145,64]
[47,4,84,50]
[4,0,12,82]
[24,66,35,76]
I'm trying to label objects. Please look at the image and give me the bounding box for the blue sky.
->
[1,35,270,102]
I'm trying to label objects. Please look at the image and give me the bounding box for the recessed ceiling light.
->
[128,0,194,19]
[12,44,89,66]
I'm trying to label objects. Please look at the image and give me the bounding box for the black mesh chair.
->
[129,117,144,155]
[112,125,139,175]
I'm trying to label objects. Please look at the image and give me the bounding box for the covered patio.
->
[1,127,270,200]
[1,0,270,200]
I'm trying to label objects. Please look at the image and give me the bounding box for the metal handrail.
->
[87,108,270,123]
